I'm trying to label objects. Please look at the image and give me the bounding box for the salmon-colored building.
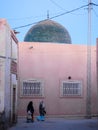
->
[17,19,98,118]
[0,18,98,123]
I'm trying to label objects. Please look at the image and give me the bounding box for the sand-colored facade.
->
[18,42,98,118]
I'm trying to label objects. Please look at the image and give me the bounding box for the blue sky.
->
[0,0,98,45]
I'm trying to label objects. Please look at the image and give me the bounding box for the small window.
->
[60,80,82,97]
[22,79,44,97]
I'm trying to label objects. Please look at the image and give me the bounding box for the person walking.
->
[27,101,34,122]
[37,101,46,121]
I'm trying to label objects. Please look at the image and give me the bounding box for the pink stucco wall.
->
[18,42,97,117]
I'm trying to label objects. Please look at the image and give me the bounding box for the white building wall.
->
[0,19,18,125]
[0,19,6,113]
[0,64,5,112]
[4,19,12,119]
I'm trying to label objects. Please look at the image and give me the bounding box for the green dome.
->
[24,19,72,44]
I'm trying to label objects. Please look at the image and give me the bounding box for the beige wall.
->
[18,42,97,117]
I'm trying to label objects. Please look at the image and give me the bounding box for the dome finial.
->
[47,10,49,19]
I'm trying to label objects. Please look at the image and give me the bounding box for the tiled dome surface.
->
[24,19,72,44]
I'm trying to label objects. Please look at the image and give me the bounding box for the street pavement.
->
[8,117,98,130]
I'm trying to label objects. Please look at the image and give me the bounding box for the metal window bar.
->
[23,82,42,96]
[63,82,81,96]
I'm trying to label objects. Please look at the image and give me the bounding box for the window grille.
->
[60,81,82,97]
[22,80,44,97]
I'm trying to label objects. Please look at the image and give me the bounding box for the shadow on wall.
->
[0,110,17,130]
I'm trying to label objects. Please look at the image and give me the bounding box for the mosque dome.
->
[24,19,72,44]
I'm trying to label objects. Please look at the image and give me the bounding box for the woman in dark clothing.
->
[27,101,34,122]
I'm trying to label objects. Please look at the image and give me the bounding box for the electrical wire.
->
[92,8,98,17]
[50,4,88,19]
[13,3,97,30]
[91,3,98,6]
[49,0,66,11]
[8,14,46,21]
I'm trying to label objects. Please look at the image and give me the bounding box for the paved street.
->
[8,117,98,130]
